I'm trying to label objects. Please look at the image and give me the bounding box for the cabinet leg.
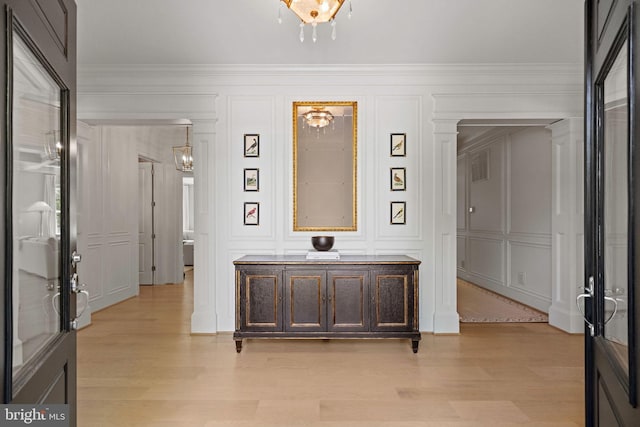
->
[235,340,243,353]
[412,339,419,354]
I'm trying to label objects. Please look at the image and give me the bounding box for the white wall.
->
[457,127,553,312]
[76,123,139,318]
[216,93,425,331]
[77,63,583,334]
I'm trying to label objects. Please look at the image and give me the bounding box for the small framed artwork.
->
[244,168,259,192]
[244,202,259,225]
[390,167,406,191]
[390,133,406,157]
[244,134,260,157]
[390,201,406,225]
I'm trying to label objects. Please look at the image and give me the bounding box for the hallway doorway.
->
[456,121,556,320]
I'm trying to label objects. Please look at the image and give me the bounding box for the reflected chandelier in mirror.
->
[293,101,357,232]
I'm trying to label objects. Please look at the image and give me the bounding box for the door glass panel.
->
[11,32,62,379]
[602,40,629,375]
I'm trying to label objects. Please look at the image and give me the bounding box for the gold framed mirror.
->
[293,101,357,231]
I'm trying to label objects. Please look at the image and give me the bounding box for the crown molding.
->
[78,63,583,93]
[78,62,582,76]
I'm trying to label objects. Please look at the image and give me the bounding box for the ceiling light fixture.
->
[173,126,194,172]
[302,106,334,129]
[278,0,352,43]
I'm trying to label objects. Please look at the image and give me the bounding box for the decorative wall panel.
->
[509,241,552,300]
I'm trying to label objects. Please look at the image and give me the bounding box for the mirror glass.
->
[602,40,629,376]
[293,101,357,231]
[12,30,63,379]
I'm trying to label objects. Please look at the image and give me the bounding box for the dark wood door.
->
[284,270,326,332]
[327,270,369,332]
[1,0,78,423]
[239,268,283,332]
[585,1,640,425]
[370,269,413,332]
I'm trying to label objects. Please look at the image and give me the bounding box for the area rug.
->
[457,278,548,323]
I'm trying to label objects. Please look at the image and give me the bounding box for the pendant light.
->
[173,126,194,172]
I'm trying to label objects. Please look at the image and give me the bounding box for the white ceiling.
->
[76,0,584,66]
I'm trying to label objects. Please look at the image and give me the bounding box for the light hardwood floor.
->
[78,270,585,426]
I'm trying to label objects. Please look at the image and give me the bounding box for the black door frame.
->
[1,0,77,422]
[585,0,640,425]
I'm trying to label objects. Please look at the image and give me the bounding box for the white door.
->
[138,161,154,285]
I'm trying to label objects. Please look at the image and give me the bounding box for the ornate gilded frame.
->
[293,101,357,231]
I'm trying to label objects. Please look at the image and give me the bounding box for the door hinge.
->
[152,233,156,239]
[152,265,156,272]
[152,201,156,207]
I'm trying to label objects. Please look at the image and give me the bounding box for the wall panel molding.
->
[78,62,582,334]
[432,119,461,334]
[548,118,584,332]
[375,95,423,241]
[78,64,583,91]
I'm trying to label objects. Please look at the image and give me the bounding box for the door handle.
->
[66,272,90,329]
[603,295,618,325]
[52,288,89,319]
[577,276,595,336]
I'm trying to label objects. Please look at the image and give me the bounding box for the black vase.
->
[311,236,334,251]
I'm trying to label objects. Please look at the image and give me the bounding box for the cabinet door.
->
[240,268,282,332]
[327,270,369,332]
[285,269,326,332]
[371,268,414,332]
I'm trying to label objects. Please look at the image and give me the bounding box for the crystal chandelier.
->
[279,0,352,43]
[172,126,194,172]
[302,107,334,129]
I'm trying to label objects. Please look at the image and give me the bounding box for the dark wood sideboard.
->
[233,255,421,353]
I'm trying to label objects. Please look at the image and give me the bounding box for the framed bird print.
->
[244,202,259,225]
[390,201,406,224]
[244,134,260,157]
[390,167,406,191]
[244,168,259,192]
[390,133,406,157]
